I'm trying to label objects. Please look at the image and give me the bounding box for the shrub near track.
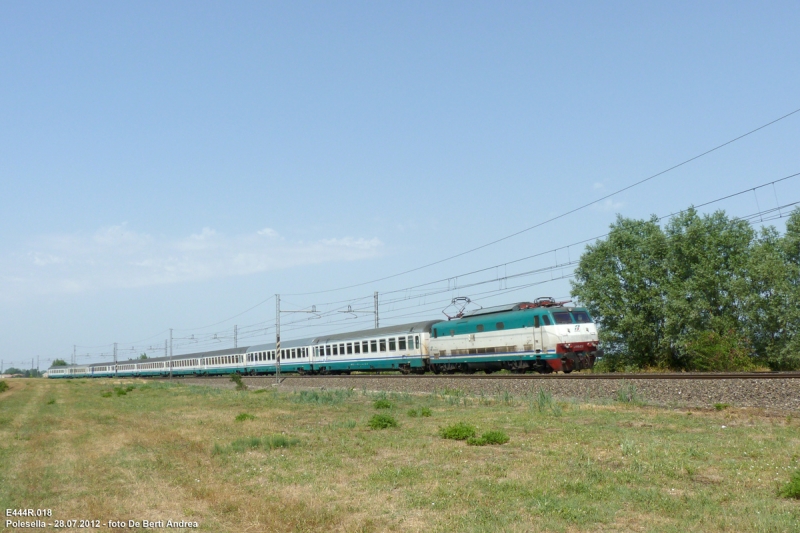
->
[2,379,800,532]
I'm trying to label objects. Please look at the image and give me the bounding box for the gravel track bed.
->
[177,375,800,412]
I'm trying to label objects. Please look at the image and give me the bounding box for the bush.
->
[230,373,247,391]
[0,381,8,393]
[114,387,127,396]
[439,422,477,440]
[368,414,398,429]
[407,409,418,417]
[374,399,392,409]
[235,413,255,422]
[779,470,800,499]
[101,391,112,398]
[420,407,432,417]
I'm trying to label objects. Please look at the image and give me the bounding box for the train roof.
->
[460,301,585,318]
[62,346,251,369]
[312,320,438,344]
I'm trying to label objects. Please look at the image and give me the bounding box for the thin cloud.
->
[3,224,384,298]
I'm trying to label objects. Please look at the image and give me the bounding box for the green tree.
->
[571,215,669,370]
[52,359,68,366]
[139,353,148,360]
[662,209,755,369]
[572,207,800,371]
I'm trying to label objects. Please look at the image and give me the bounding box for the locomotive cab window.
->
[534,316,540,328]
[433,328,438,339]
[415,336,420,349]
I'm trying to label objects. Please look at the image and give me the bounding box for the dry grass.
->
[1,379,799,532]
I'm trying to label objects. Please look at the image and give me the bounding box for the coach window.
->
[324,345,329,356]
[408,335,414,349]
[332,344,338,356]
[389,338,396,351]
[496,322,505,330]
[415,336,420,349]
[345,342,351,354]
[338,343,344,355]
[363,341,369,353]
[398,337,406,350]
[476,324,484,332]
[379,339,386,352]
[354,342,361,354]
[370,340,377,353]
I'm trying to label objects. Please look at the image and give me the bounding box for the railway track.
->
[155,371,800,381]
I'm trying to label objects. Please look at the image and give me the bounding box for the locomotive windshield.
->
[552,310,592,324]
[552,312,573,324]
[571,311,592,323]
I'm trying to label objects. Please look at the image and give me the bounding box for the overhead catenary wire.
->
[69,170,800,361]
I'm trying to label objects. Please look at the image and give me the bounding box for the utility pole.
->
[37,355,39,376]
[275,294,281,384]
[73,345,76,366]
[169,328,173,380]
[164,339,167,358]
[113,343,118,377]
[234,324,238,349]
[374,291,379,328]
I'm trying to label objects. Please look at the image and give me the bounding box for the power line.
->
[282,107,800,296]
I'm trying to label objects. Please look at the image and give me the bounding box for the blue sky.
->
[1,1,798,368]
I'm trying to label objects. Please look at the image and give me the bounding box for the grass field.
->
[1,378,799,532]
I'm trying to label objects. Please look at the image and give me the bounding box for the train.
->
[47,298,602,379]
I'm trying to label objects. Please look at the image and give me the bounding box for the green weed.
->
[439,422,476,440]
[292,389,354,405]
[616,382,642,404]
[778,470,800,499]
[407,409,418,417]
[46,399,56,405]
[214,434,299,455]
[235,413,255,422]
[230,373,247,391]
[374,399,392,409]
[467,430,510,446]
[100,391,112,398]
[420,407,432,417]
[714,403,730,411]
[368,414,398,430]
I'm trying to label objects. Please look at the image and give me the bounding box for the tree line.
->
[571,207,800,371]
